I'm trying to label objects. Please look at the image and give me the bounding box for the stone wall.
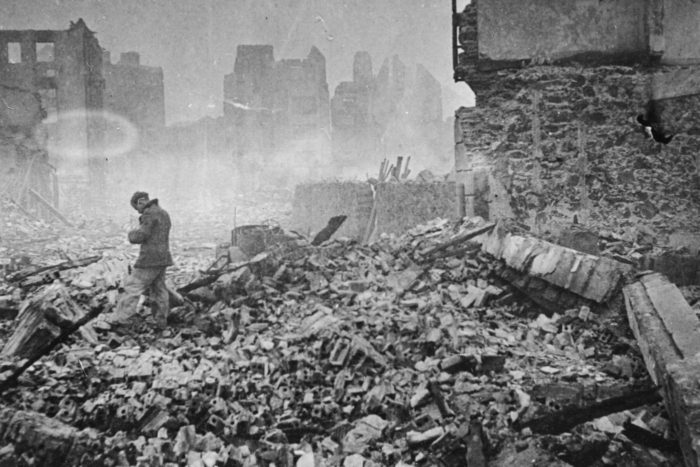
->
[291,181,457,240]
[455,65,700,242]
[374,182,456,236]
[291,182,373,239]
[459,0,700,71]
[477,0,646,63]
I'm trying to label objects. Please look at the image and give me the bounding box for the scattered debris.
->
[0,209,687,466]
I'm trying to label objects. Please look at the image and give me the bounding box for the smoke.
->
[34,109,139,160]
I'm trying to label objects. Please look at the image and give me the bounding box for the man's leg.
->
[150,267,169,329]
[112,267,161,323]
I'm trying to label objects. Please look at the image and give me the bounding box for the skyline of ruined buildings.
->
[158,43,450,173]
[222,44,330,165]
[331,52,449,168]
[0,18,450,212]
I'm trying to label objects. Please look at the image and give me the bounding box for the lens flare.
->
[33,109,139,159]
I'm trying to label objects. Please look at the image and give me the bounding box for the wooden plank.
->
[520,387,660,435]
[419,222,495,258]
[28,188,73,227]
[0,283,98,361]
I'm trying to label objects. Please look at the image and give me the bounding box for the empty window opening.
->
[8,43,21,63]
[36,42,54,62]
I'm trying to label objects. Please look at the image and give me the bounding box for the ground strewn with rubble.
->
[1,193,698,467]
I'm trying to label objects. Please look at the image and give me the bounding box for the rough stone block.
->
[624,273,700,467]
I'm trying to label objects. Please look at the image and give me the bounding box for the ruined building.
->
[0,19,104,210]
[453,0,700,243]
[102,51,165,136]
[331,52,382,166]
[0,86,56,216]
[223,45,330,169]
[332,52,450,170]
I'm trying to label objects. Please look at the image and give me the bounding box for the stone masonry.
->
[453,0,700,243]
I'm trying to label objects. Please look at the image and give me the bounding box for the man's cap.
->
[130,191,149,209]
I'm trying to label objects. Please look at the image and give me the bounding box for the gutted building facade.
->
[453,0,700,242]
[0,85,56,216]
[0,18,104,208]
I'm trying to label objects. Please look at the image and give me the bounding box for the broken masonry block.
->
[480,354,506,374]
[439,354,478,374]
[329,339,351,366]
[407,426,445,448]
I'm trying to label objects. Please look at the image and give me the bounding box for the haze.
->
[2,0,473,125]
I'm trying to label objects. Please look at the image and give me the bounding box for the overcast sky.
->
[2,0,473,125]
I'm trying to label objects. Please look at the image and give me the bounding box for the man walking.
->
[112,191,173,330]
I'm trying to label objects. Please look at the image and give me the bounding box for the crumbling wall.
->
[0,85,55,214]
[291,181,457,240]
[291,182,373,239]
[0,19,105,208]
[374,182,456,235]
[455,65,700,242]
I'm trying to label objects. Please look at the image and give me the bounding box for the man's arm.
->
[128,212,157,244]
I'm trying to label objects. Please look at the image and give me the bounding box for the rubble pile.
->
[0,215,684,466]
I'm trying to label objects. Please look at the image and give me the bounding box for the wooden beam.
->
[519,387,661,435]
[28,188,72,227]
[419,222,495,258]
[312,215,347,246]
[0,285,102,390]
[6,255,101,283]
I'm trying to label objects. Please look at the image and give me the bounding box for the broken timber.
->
[478,223,632,309]
[519,386,661,435]
[419,222,495,259]
[312,215,347,246]
[0,283,98,361]
[624,273,700,467]
[28,188,73,227]
[6,255,102,284]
